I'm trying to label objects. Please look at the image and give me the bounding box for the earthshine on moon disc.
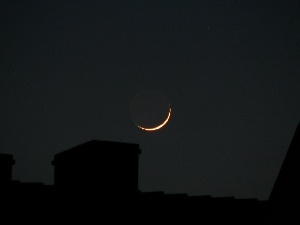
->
[130,90,171,132]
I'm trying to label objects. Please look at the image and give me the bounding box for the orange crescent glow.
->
[136,105,171,132]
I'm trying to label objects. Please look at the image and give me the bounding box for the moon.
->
[130,89,171,131]
[136,105,171,132]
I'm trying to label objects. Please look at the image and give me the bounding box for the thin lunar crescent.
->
[136,105,171,131]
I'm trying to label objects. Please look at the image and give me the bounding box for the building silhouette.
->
[0,122,299,224]
[52,140,141,195]
[269,121,300,203]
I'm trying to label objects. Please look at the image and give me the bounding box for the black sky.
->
[1,0,299,200]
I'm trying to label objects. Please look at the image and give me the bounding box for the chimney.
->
[0,154,15,185]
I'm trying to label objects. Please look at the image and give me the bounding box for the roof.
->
[269,121,300,202]
[52,140,141,165]
[0,153,15,164]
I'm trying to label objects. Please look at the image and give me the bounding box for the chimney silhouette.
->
[52,140,141,195]
[0,154,15,186]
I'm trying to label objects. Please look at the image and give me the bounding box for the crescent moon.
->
[136,105,171,132]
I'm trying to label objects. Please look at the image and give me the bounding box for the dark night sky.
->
[1,0,299,200]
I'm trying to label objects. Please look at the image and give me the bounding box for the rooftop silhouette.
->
[51,140,141,195]
[1,122,299,224]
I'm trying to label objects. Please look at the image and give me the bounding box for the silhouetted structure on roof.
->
[52,140,141,195]
[0,154,15,186]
